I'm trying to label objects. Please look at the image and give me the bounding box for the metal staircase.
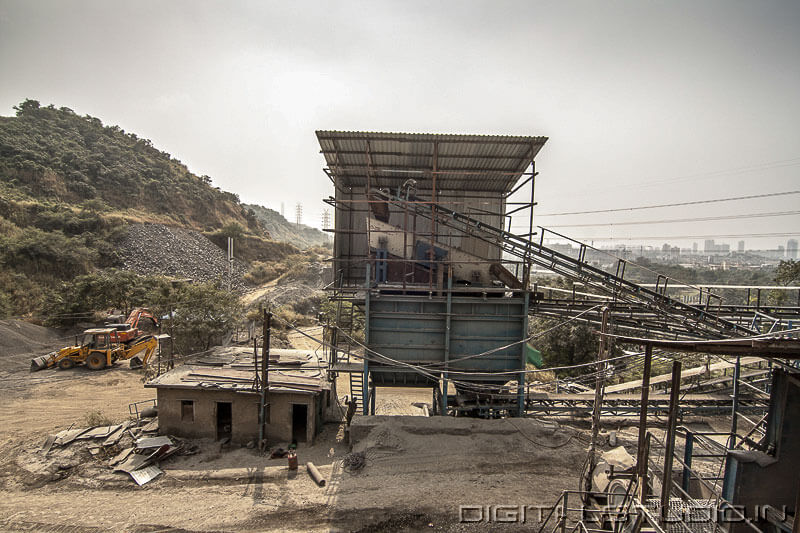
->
[330,279,366,411]
[374,190,758,340]
[349,371,365,412]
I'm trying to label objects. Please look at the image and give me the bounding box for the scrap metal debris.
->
[135,436,173,449]
[129,465,163,486]
[39,415,187,486]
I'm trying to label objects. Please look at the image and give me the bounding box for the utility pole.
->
[259,308,272,449]
[587,307,609,493]
[226,236,233,292]
[295,203,303,226]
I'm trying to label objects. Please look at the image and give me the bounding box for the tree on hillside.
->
[43,270,169,326]
[530,317,601,378]
[1,99,256,230]
[771,260,800,305]
[221,222,245,241]
[776,259,800,286]
[166,281,241,354]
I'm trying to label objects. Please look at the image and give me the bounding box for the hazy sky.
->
[1,1,798,249]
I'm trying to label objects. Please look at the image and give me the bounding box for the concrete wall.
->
[156,387,322,445]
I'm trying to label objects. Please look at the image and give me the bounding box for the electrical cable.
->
[544,157,800,200]
[544,232,800,241]
[273,314,793,391]
[529,210,800,229]
[535,190,800,217]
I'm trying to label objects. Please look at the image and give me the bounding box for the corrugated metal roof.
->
[145,346,328,393]
[317,130,547,192]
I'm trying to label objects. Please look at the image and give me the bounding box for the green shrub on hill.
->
[0,99,259,231]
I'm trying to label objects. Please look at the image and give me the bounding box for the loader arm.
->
[127,307,160,332]
[124,336,158,369]
[31,346,81,371]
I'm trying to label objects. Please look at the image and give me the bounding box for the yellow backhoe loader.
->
[30,329,158,371]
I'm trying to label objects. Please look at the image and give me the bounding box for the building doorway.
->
[291,403,308,442]
[216,402,232,441]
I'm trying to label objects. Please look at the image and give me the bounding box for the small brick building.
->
[146,347,335,444]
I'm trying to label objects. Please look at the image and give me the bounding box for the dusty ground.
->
[0,321,713,532]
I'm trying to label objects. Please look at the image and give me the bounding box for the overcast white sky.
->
[1,1,798,250]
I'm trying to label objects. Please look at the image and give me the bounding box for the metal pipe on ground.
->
[307,462,326,487]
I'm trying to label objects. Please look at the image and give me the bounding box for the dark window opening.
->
[181,400,194,422]
[216,402,232,441]
[291,403,308,443]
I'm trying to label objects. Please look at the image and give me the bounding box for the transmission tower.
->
[321,209,331,243]
[295,203,303,226]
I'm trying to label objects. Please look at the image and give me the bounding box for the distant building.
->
[692,242,698,253]
[778,245,785,259]
[704,239,729,254]
[738,240,745,253]
[788,239,798,259]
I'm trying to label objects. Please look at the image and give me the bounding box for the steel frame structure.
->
[319,130,544,416]
[318,130,799,419]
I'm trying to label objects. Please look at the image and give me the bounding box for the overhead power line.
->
[520,209,800,229]
[550,232,800,241]
[536,190,800,217]
[546,156,800,199]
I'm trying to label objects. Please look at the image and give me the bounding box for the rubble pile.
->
[35,414,197,486]
[117,223,249,289]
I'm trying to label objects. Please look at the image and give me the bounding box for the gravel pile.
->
[117,223,249,289]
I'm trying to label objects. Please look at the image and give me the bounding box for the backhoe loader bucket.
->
[30,354,52,371]
[129,356,143,369]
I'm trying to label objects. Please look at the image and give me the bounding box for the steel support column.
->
[682,430,694,493]
[637,344,653,491]
[661,360,682,522]
[518,290,529,416]
[730,355,741,447]
[442,270,452,415]
[363,264,371,415]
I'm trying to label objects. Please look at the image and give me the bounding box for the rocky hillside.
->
[0,99,313,318]
[244,204,330,249]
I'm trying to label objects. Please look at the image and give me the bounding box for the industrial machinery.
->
[30,329,158,371]
[105,307,160,344]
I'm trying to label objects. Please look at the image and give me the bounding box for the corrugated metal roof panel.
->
[317,130,547,192]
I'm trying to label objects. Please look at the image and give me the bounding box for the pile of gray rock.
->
[117,223,249,290]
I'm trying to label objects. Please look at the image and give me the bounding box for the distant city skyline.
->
[546,238,800,256]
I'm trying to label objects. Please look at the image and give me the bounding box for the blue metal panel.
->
[367,293,527,386]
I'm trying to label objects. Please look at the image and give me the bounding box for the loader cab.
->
[82,329,113,349]
[81,328,119,370]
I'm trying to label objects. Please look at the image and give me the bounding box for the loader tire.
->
[86,353,106,370]
[58,358,75,370]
